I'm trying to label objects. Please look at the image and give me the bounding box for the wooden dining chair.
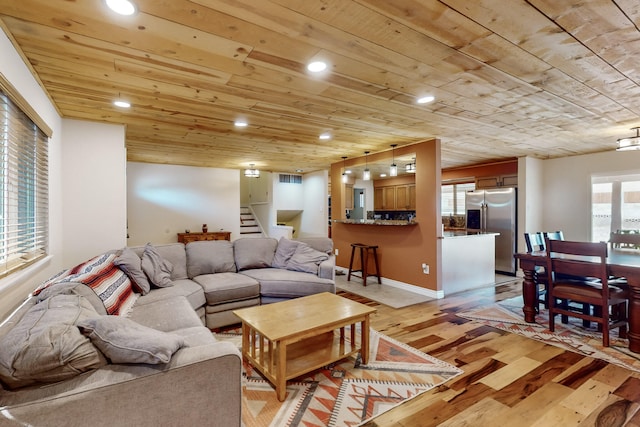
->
[524,232,549,310]
[545,238,629,347]
[609,231,640,250]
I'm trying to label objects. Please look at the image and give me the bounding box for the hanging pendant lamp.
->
[363,151,371,181]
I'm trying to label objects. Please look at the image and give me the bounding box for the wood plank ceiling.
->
[1,0,639,173]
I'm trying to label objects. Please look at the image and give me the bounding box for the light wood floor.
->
[337,282,640,427]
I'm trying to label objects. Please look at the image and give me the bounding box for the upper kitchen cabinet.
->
[374,186,395,210]
[475,174,518,189]
[374,183,415,210]
[396,184,416,210]
[345,183,354,210]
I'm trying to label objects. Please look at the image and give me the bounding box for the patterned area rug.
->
[214,327,462,427]
[457,296,640,373]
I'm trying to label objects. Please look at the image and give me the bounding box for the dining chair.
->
[524,232,545,253]
[609,231,640,250]
[524,232,549,310]
[543,230,564,241]
[545,238,629,347]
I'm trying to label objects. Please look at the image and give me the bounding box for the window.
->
[591,174,640,242]
[0,89,49,277]
[441,182,475,215]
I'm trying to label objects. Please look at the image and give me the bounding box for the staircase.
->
[240,207,264,237]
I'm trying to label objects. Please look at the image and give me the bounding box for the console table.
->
[177,231,231,244]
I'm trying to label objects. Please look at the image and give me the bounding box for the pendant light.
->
[363,151,371,181]
[405,157,416,173]
[341,156,348,183]
[617,127,640,151]
[390,144,398,176]
[244,164,260,178]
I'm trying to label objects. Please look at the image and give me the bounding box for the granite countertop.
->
[442,230,500,238]
[332,219,418,226]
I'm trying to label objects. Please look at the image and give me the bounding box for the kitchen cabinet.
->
[374,184,414,210]
[395,184,416,210]
[374,186,395,210]
[345,184,354,210]
[475,174,517,189]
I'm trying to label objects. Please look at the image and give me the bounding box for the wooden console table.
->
[177,231,230,244]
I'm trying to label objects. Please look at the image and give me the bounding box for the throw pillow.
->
[272,237,300,268]
[285,242,330,274]
[0,294,107,389]
[77,316,185,364]
[141,243,174,288]
[114,247,151,295]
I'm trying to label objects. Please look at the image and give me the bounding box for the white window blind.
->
[0,91,49,276]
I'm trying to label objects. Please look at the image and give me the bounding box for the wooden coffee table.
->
[233,292,377,401]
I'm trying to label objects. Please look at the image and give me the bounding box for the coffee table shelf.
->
[234,292,376,401]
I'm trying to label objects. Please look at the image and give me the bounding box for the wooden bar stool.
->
[347,243,381,287]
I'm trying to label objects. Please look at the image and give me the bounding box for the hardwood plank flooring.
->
[336,282,640,427]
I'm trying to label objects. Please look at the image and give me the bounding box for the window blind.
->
[0,91,49,276]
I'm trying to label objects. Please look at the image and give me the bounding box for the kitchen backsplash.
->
[443,214,466,228]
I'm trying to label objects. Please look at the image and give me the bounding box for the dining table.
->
[515,248,640,353]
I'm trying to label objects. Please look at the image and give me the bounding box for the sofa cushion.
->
[35,281,107,316]
[114,247,151,295]
[193,272,260,305]
[78,316,185,364]
[134,279,206,310]
[240,268,335,298]
[272,238,300,268]
[186,240,236,278]
[234,237,278,271]
[128,296,203,333]
[0,294,107,389]
[285,242,329,274]
[141,243,174,288]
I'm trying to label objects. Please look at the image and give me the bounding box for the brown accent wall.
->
[442,159,518,182]
[331,139,442,292]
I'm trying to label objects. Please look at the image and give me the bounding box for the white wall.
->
[126,162,240,245]
[542,150,640,241]
[300,170,329,237]
[61,119,127,265]
[0,29,64,318]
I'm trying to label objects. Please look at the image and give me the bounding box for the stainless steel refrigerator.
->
[465,187,517,274]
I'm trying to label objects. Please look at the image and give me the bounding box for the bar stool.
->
[347,243,381,287]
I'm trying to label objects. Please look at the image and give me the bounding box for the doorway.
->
[351,188,365,220]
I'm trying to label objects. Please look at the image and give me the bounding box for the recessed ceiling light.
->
[345,170,352,174]
[295,169,303,173]
[105,0,137,16]
[234,120,248,128]
[114,100,131,108]
[417,95,435,104]
[307,61,327,73]
[319,132,331,140]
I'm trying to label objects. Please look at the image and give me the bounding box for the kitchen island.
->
[441,230,498,295]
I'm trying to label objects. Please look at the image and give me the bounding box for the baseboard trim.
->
[335,267,444,299]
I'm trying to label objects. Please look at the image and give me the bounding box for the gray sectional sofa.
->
[0,237,335,427]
